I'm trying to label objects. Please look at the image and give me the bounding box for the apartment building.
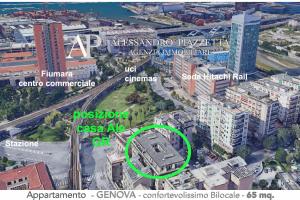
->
[122,156,152,190]
[225,83,279,138]
[106,129,137,187]
[197,94,249,154]
[132,130,189,189]
[195,65,231,96]
[34,22,67,84]
[191,156,253,190]
[154,111,194,151]
[249,78,300,127]
[106,151,124,186]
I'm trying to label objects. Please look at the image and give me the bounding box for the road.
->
[150,75,197,115]
[80,138,115,189]
[247,149,276,178]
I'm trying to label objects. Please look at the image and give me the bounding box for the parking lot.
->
[0,138,70,188]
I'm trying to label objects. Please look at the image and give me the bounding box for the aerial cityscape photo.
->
[0,1,300,193]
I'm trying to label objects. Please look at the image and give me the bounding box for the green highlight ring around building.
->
[124,124,192,180]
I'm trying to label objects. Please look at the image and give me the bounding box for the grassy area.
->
[97,84,135,112]
[17,125,69,142]
[96,83,158,128]
[256,60,281,74]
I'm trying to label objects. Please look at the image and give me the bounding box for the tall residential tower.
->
[34,22,66,84]
[228,11,260,75]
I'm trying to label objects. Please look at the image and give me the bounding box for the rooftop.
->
[228,82,274,104]
[278,172,300,190]
[100,27,156,36]
[255,78,292,92]
[124,156,150,183]
[167,170,197,190]
[134,130,184,167]
[0,51,96,74]
[271,74,300,86]
[0,162,53,190]
[232,11,261,24]
[199,94,245,114]
[191,157,252,188]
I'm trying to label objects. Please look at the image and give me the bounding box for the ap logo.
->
[67,34,102,59]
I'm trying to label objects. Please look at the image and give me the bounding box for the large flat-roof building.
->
[99,27,156,54]
[271,74,300,91]
[195,65,231,96]
[249,78,300,127]
[108,128,197,190]
[0,51,97,87]
[133,130,185,176]
[191,157,253,190]
[122,156,152,190]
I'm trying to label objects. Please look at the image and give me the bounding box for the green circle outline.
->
[124,124,192,180]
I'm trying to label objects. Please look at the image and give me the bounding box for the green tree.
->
[134,111,138,121]
[134,82,147,93]
[165,100,175,111]
[275,148,288,163]
[259,179,269,189]
[294,140,300,151]
[0,164,5,172]
[291,124,300,139]
[269,179,280,190]
[286,153,294,164]
[20,88,28,99]
[45,110,62,127]
[277,128,294,147]
[55,121,67,131]
[263,136,278,150]
[155,100,167,111]
[2,156,8,163]
[28,87,39,102]
[128,114,133,128]
[236,146,252,160]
